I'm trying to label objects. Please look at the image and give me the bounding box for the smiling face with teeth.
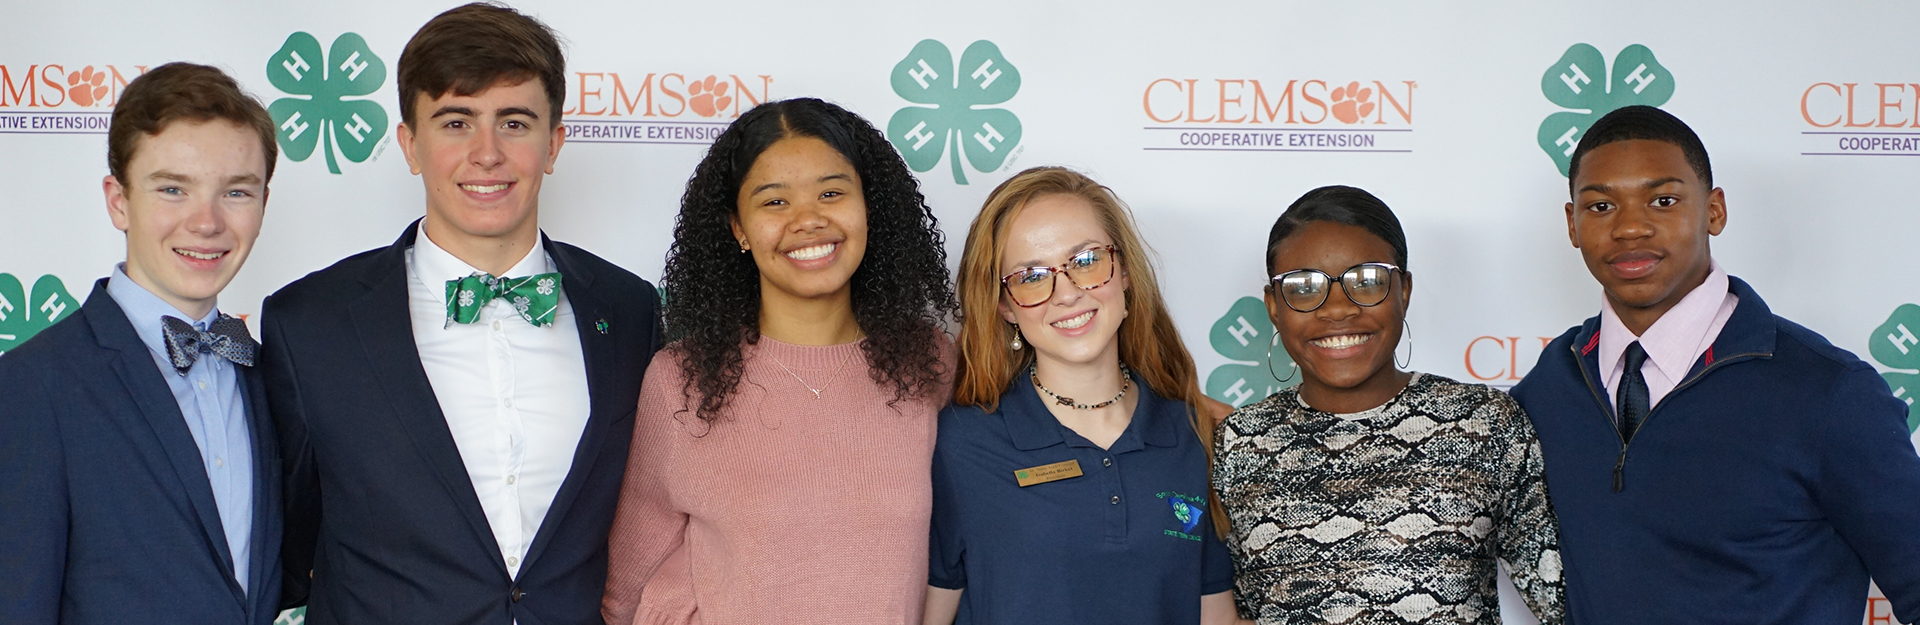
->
[1266,221,1412,413]
[996,194,1129,369]
[105,119,269,319]
[732,136,870,312]
[398,78,564,274]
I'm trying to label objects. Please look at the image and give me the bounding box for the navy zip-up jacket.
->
[1512,276,1920,624]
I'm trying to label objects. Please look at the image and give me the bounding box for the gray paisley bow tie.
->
[161,314,257,375]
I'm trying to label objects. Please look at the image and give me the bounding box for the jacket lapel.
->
[346,222,507,575]
[239,365,280,618]
[520,238,618,570]
[82,280,246,605]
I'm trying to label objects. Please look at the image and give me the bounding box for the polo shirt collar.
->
[1003,369,1184,452]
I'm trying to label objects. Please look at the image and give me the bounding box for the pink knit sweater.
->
[602,337,950,625]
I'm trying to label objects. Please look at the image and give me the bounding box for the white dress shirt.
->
[407,229,591,579]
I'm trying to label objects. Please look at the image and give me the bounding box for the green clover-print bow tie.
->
[444,273,563,328]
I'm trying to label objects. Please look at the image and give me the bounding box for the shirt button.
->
[491,320,503,331]
[502,398,514,408]
[196,380,208,390]
[214,457,225,468]
[1102,457,1112,467]
[507,475,517,485]
[1110,495,1121,505]
[507,556,519,567]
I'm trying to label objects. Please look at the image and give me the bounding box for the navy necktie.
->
[1618,341,1651,443]
[161,314,258,376]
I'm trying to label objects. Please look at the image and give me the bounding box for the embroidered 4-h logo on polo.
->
[1536,44,1675,176]
[1170,497,1204,534]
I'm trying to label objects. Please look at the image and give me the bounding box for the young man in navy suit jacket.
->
[0,63,284,625]
[260,4,660,624]
[1512,105,1920,623]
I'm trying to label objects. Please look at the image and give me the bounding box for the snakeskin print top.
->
[1213,373,1566,624]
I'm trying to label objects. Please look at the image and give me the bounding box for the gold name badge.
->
[1014,459,1084,487]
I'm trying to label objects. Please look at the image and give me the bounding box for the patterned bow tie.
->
[161,314,258,376]
[444,272,563,328]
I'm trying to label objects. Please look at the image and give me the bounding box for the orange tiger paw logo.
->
[67,66,109,107]
[688,75,732,118]
[1330,81,1375,124]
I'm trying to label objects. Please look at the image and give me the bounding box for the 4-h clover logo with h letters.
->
[267,32,388,175]
[0,274,80,356]
[888,40,1022,185]
[1537,44,1674,176]
[1870,304,1920,434]
[1204,296,1299,409]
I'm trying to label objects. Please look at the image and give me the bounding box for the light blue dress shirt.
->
[107,265,253,595]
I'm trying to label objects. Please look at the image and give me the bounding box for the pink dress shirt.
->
[1597,261,1740,411]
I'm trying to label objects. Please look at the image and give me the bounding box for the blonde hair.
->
[952,166,1228,537]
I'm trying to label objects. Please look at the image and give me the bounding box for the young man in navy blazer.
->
[259,4,659,624]
[0,63,283,625]
[1512,105,1920,623]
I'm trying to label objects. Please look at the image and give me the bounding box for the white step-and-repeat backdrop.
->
[3,1,1915,622]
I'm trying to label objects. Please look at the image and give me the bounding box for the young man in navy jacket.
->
[1511,105,1920,623]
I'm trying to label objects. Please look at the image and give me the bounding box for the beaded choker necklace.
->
[1030,363,1132,410]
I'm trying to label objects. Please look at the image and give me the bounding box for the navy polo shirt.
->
[929,375,1235,624]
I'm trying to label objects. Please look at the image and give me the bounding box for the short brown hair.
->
[107,62,277,187]
[397,2,566,128]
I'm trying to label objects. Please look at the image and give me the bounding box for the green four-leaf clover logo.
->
[1869,304,1920,433]
[1204,296,1298,408]
[1537,44,1675,176]
[0,273,80,356]
[267,32,388,175]
[888,39,1022,185]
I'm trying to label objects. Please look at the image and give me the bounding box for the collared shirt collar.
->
[1004,369,1183,452]
[411,226,551,310]
[1598,259,1731,385]
[106,263,220,360]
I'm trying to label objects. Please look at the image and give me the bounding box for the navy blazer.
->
[262,222,659,625]
[0,279,283,625]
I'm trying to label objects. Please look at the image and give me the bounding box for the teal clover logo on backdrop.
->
[1204,296,1297,408]
[888,39,1022,185]
[266,32,388,175]
[1537,44,1674,176]
[1869,304,1920,433]
[0,274,80,356]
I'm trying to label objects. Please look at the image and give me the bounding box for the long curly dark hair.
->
[662,97,957,421]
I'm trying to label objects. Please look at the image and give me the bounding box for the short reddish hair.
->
[107,62,277,187]
[397,2,566,127]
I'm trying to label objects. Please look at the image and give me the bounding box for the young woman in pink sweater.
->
[602,98,957,625]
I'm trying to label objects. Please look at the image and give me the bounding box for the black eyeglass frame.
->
[999,245,1121,308]
[1266,262,1405,313]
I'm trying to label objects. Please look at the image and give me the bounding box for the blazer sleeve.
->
[1816,366,1920,623]
[260,296,320,610]
[602,353,695,625]
[0,356,67,624]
